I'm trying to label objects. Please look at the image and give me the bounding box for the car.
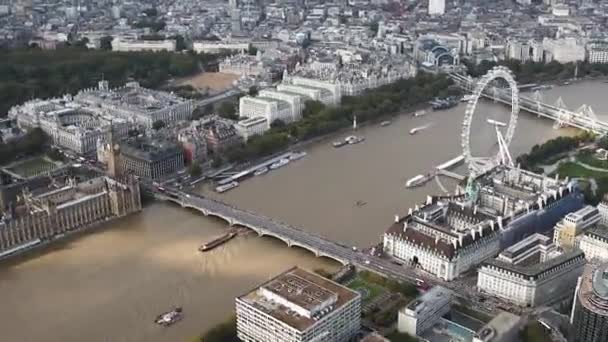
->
[364,260,370,265]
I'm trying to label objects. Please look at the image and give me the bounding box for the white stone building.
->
[588,43,608,64]
[384,198,502,281]
[236,267,361,342]
[598,197,608,226]
[398,286,452,336]
[543,38,586,63]
[239,96,294,128]
[111,37,176,52]
[287,76,341,105]
[578,226,608,263]
[75,81,193,129]
[234,116,268,142]
[258,89,303,122]
[384,166,583,281]
[477,234,585,307]
[276,84,334,106]
[8,96,129,155]
[219,53,270,77]
[428,0,445,16]
[192,41,249,54]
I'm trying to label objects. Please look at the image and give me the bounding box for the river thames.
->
[0,80,604,342]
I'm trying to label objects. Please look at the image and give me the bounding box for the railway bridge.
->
[450,73,608,134]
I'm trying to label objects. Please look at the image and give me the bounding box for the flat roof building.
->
[236,266,361,342]
[579,225,608,263]
[119,139,184,180]
[553,205,600,248]
[398,286,452,336]
[478,234,585,307]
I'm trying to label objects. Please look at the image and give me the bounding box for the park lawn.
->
[577,152,608,169]
[6,156,59,178]
[555,162,608,179]
[348,276,385,304]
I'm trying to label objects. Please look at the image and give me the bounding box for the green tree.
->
[152,120,166,130]
[189,162,202,177]
[173,35,187,51]
[598,135,608,150]
[218,102,237,120]
[248,85,259,97]
[0,47,220,115]
[247,45,258,56]
[99,36,113,50]
[302,100,325,118]
[370,21,379,34]
[270,119,286,129]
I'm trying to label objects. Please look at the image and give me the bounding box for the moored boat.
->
[253,167,268,176]
[289,151,307,161]
[346,135,365,144]
[332,140,347,148]
[269,158,290,170]
[380,120,392,127]
[215,181,239,193]
[405,173,432,188]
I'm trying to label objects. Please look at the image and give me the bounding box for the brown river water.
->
[0,80,605,342]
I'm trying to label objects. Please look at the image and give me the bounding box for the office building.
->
[472,311,521,342]
[119,139,184,180]
[477,234,585,307]
[588,43,608,64]
[234,116,269,142]
[236,267,361,342]
[570,262,608,342]
[428,0,445,16]
[579,225,608,263]
[258,89,303,122]
[276,83,335,106]
[192,41,249,54]
[239,96,295,128]
[397,286,452,336]
[543,38,586,63]
[553,205,600,248]
[111,37,176,52]
[597,195,608,226]
[284,76,341,105]
[8,96,129,155]
[384,166,583,281]
[75,81,193,129]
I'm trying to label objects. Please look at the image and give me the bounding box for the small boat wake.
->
[409,123,434,135]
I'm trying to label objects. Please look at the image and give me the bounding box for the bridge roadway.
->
[153,185,430,285]
[450,73,608,134]
[148,184,515,316]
